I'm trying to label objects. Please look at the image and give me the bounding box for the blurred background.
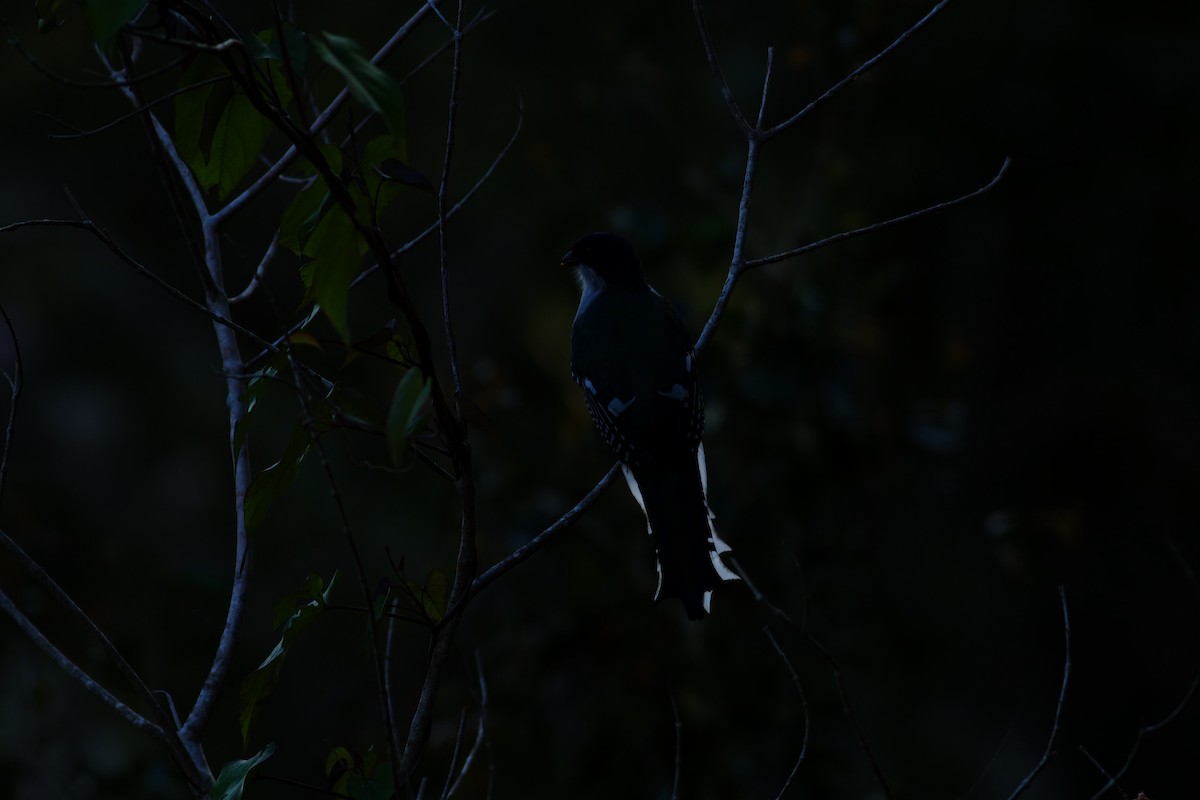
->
[1,0,1198,797]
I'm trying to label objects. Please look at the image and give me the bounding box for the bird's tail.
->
[622,443,739,619]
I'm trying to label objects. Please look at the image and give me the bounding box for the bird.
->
[563,232,739,619]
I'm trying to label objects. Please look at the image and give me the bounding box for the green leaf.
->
[251,24,310,74]
[302,206,365,342]
[241,573,337,745]
[375,158,434,193]
[279,182,331,254]
[35,0,68,33]
[385,369,430,466]
[173,60,283,199]
[206,92,274,199]
[422,569,448,622]
[311,32,407,157]
[211,743,276,800]
[344,766,395,800]
[82,0,146,52]
[244,424,311,537]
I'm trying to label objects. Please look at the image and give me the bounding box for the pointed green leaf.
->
[212,743,275,800]
[244,424,312,537]
[242,572,336,744]
[35,0,68,33]
[251,24,310,75]
[375,158,434,193]
[385,369,429,466]
[344,766,395,800]
[311,32,407,157]
[301,206,364,341]
[82,0,146,52]
[206,92,273,199]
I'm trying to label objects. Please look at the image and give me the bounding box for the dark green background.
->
[1,0,1197,797]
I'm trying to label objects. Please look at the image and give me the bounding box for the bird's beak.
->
[561,250,578,268]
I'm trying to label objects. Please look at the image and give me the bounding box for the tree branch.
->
[213,0,445,224]
[744,157,1012,270]
[0,305,22,508]
[764,0,953,138]
[764,626,810,800]
[1005,586,1071,800]
[465,464,620,603]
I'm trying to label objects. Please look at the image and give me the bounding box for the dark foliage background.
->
[1,0,1198,797]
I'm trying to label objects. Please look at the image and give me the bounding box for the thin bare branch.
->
[444,665,487,800]
[0,589,163,738]
[466,464,620,602]
[694,136,759,353]
[229,231,281,304]
[1005,585,1071,800]
[437,1,467,407]
[765,0,953,138]
[756,47,775,131]
[2,18,189,88]
[1084,540,1200,799]
[0,218,276,353]
[1082,738,1140,800]
[730,556,892,799]
[45,75,232,140]
[690,0,751,135]
[0,527,210,790]
[0,305,22,507]
[745,157,1012,270]
[764,626,810,800]
[284,347,406,789]
[439,709,469,800]
[669,690,682,800]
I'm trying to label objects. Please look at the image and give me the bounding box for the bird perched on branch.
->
[563,232,739,619]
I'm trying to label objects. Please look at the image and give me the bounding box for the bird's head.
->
[561,232,645,289]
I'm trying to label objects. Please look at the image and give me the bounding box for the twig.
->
[690,0,751,135]
[1004,586,1071,800]
[744,157,1012,270]
[764,626,810,800]
[444,653,488,799]
[439,709,469,800]
[0,589,164,738]
[0,219,279,360]
[1084,540,1200,799]
[765,0,953,138]
[285,346,407,789]
[0,305,22,507]
[437,0,467,407]
[2,18,188,88]
[806,631,894,799]
[465,464,620,603]
[229,231,282,304]
[730,556,892,799]
[1081,741,1138,800]
[668,689,682,800]
[45,75,232,139]
[0,528,209,791]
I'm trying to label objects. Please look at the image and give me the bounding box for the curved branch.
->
[0,305,22,507]
[745,156,1012,270]
[465,464,620,602]
[1005,586,1071,800]
[44,75,232,140]
[0,218,277,353]
[690,0,751,135]
[764,0,953,138]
